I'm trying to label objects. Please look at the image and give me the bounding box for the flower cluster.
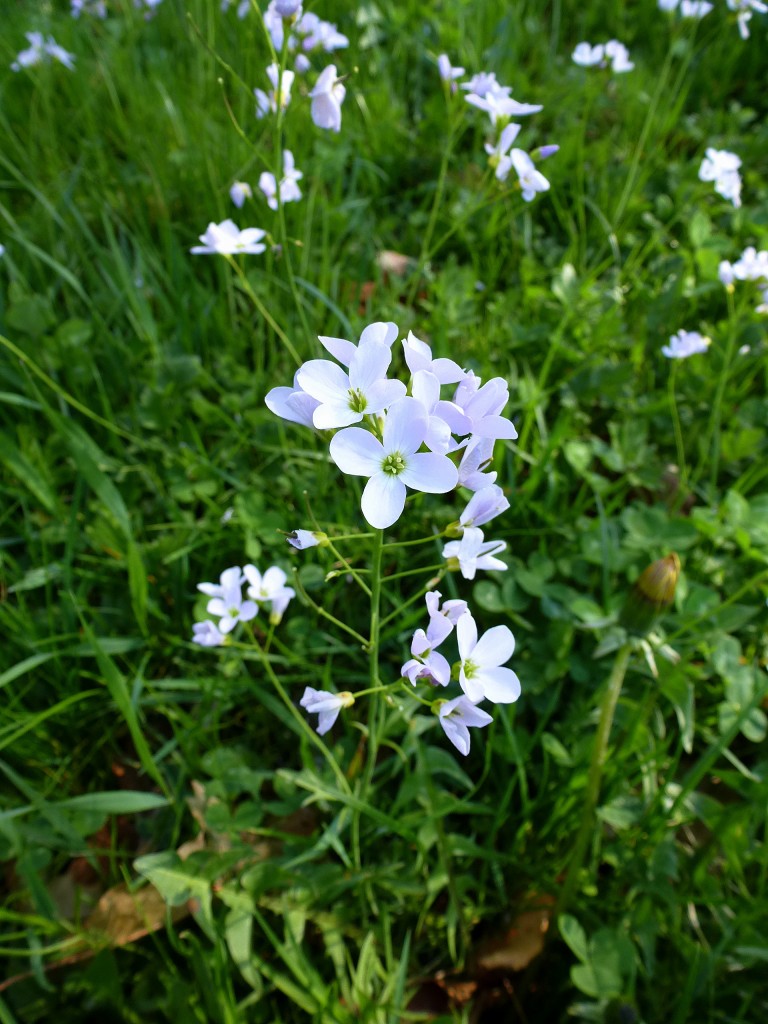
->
[266,321,518,530]
[398,591,519,755]
[698,147,742,208]
[11,32,76,72]
[437,59,556,202]
[662,329,711,359]
[658,0,713,16]
[193,564,295,646]
[572,40,634,73]
[719,246,768,313]
[263,3,349,65]
[726,0,767,38]
[259,150,304,210]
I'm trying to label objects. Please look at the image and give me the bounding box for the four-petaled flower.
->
[443,526,507,579]
[310,65,346,132]
[300,687,354,734]
[190,220,267,255]
[437,696,493,756]
[329,397,458,528]
[244,565,295,622]
[457,614,521,704]
[199,566,258,633]
[297,342,406,430]
[661,330,712,359]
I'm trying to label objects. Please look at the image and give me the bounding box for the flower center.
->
[347,387,368,414]
[463,659,478,679]
[382,452,406,476]
[229,606,240,618]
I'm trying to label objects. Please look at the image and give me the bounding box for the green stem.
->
[226,256,302,367]
[380,570,447,630]
[707,287,738,502]
[351,529,384,892]
[556,642,632,919]
[406,119,458,307]
[668,361,688,502]
[251,636,351,796]
[291,568,368,645]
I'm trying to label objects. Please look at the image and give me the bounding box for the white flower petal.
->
[477,666,521,704]
[329,428,383,476]
[382,397,427,455]
[361,473,406,529]
[400,452,458,494]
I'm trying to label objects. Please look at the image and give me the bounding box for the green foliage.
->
[1,0,767,1022]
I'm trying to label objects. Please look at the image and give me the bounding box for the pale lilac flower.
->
[302,20,349,52]
[401,592,455,686]
[265,372,321,428]
[437,54,465,92]
[255,63,295,119]
[459,484,510,530]
[457,613,521,704]
[310,65,346,132]
[192,621,226,647]
[300,687,354,735]
[259,150,303,210]
[425,590,468,626]
[572,42,606,67]
[401,631,451,687]
[295,53,311,73]
[287,529,326,549]
[201,567,258,633]
[465,91,543,126]
[402,331,465,384]
[485,123,522,177]
[727,0,767,38]
[605,40,634,73]
[190,220,267,255]
[732,247,768,281]
[500,148,550,200]
[329,397,458,529]
[197,566,245,599]
[230,181,253,208]
[320,321,399,367]
[661,330,712,359]
[12,33,76,72]
[718,260,735,286]
[680,1,713,16]
[457,436,497,490]
[699,148,742,208]
[453,376,518,440]
[443,526,507,580]
[411,370,471,453]
[274,0,302,16]
[71,0,107,17]
[297,342,406,430]
[460,72,507,97]
[658,0,680,10]
[244,565,295,622]
[536,144,560,160]
[0,244,5,258]
[438,696,493,755]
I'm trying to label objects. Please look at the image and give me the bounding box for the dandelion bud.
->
[620,553,681,636]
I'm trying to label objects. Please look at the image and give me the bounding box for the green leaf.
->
[559,913,588,963]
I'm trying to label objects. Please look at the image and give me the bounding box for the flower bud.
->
[619,553,681,636]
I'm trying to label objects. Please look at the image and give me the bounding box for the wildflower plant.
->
[257,322,521,757]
